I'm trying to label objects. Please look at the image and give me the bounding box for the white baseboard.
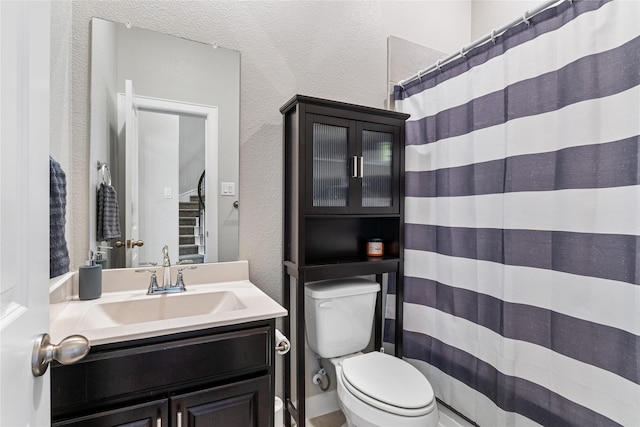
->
[305,390,340,420]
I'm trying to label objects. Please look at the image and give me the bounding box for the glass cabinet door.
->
[361,129,394,208]
[306,114,399,214]
[311,119,351,208]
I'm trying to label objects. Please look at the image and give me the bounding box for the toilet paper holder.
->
[275,341,290,353]
[275,329,290,355]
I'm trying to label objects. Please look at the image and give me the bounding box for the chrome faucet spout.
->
[161,245,172,288]
[163,266,172,288]
[162,245,171,267]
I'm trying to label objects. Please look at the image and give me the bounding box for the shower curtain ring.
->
[418,70,423,81]
[523,11,530,26]
[490,29,498,44]
[460,46,467,59]
[436,59,442,72]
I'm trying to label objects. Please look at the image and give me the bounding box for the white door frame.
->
[118,91,219,264]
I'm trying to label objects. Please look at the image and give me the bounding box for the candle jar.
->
[366,239,384,257]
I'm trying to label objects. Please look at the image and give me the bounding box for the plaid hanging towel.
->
[50,156,70,278]
[97,182,121,241]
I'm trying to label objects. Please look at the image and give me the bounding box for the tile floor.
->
[306,410,346,427]
[306,404,475,427]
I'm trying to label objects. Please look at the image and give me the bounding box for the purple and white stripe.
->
[391,0,640,425]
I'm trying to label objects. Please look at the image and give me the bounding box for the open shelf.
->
[304,216,400,264]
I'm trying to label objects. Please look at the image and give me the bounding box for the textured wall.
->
[54,0,474,403]
[471,0,545,40]
[63,0,471,307]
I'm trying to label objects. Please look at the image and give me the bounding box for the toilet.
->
[305,277,439,427]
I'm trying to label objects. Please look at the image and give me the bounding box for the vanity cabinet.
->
[51,320,275,427]
[280,95,409,426]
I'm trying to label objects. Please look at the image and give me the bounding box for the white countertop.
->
[49,261,287,346]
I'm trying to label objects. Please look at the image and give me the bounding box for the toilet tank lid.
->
[305,277,380,299]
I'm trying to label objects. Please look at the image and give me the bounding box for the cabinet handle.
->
[156,417,162,427]
[359,156,364,178]
[177,411,182,427]
[352,156,358,178]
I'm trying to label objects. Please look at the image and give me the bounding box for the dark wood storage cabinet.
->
[280,95,409,426]
[51,320,275,427]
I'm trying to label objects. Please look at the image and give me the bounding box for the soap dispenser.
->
[79,250,102,300]
[95,245,109,269]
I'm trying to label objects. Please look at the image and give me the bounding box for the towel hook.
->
[97,161,111,186]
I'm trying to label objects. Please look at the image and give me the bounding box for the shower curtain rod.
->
[398,0,565,87]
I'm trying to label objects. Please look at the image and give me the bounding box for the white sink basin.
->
[77,291,246,330]
[49,262,287,346]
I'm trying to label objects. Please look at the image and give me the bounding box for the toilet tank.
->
[304,277,380,359]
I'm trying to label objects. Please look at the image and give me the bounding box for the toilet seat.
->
[340,352,435,417]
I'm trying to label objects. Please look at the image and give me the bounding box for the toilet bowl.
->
[331,352,439,427]
[304,278,439,427]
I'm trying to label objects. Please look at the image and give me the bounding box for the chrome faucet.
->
[162,245,172,288]
[135,245,196,295]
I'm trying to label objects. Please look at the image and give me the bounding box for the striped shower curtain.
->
[391,1,639,425]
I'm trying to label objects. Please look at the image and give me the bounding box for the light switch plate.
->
[164,187,173,199]
[221,182,236,196]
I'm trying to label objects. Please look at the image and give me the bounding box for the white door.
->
[0,1,51,425]
[136,110,180,265]
[123,80,141,267]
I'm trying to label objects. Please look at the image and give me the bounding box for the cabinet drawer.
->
[52,324,271,416]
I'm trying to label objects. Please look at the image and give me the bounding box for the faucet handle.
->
[175,266,197,291]
[135,269,159,294]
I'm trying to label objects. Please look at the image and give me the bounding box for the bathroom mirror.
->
[89,18,240,268]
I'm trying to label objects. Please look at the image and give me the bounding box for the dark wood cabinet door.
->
[52,399,168,427]
[171,375,271,427]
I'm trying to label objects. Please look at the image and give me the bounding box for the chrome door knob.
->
[115,239,144,248]
[31,333,90,377]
